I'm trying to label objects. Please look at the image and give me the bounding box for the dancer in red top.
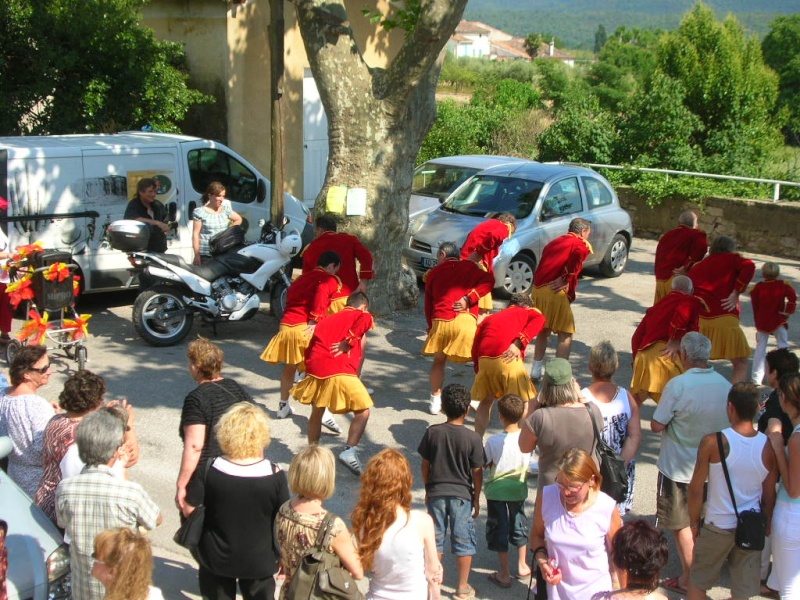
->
[630,276,703,406]
[460,213,516,313]
[301,215,374,313]
[260,251,341,423]
[689,235,755,383]
[653,211,707,304]
[471,294,545,435]
[750,261,797,385]
[423,242,495,415]
[530,218,592,379]
[292,292,374,474]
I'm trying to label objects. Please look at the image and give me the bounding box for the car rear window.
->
[441,175,543,218]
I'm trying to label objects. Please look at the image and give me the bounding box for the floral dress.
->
[275,502,346,600]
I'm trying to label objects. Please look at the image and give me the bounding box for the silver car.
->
[410,155,528,219]
[404,161,633,296]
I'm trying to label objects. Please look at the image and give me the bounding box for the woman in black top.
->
[184,402,289,600]
[176,337,252,512]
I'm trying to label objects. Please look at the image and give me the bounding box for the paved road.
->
[35,237,797,599]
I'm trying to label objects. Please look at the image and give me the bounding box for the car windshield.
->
[412,163,481,201]
[441,175,544,218]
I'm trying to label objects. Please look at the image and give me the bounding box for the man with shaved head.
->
[653,211,708,304]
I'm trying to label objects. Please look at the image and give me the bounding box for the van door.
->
[81,148,182,291]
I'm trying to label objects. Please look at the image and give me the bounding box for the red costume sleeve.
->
[460,220,511,272]
[654,227,708,280]
[351,236,374,281]
[309,273,341,322]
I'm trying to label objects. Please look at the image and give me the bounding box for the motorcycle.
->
[107,219,302,347]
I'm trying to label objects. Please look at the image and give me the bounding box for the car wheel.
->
[599,234,629,278]
[500,253,536,297]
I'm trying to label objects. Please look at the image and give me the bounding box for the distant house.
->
[447,20,574,66]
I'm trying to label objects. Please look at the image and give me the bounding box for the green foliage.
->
[524,33,545,58]
[762,15,800,142]
[534,59,591,110]
[0,0,210,135]
[471,79,541,112]
[361,0,421,33]
[418,100,499,163]
[594,24,608,54]
[537,96,617,163]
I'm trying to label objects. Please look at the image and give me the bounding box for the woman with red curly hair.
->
[351,449,442,599]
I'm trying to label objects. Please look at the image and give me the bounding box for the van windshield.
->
[412,163,480,202]
[441,175,543,219]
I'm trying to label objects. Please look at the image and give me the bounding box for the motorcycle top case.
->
[107,220,151,252]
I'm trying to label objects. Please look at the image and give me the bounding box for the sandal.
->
[453,584,476,600]
[517,569,532,582]
[760,584,779,599]
[660,576,687,595]
[487,572,512,588]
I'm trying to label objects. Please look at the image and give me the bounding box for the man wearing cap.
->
[650,332,731,595]
[529,218,592,379]
[653,211,707,304]
[471,293,545,435]
[630,275,703,406]
[423,242,495,415]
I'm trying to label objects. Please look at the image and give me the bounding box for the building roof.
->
[492,38,530,59]
[455,20,492,35]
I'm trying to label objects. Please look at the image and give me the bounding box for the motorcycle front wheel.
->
[133,285,194,347]
[270,280,288,320]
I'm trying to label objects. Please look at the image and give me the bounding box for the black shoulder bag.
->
[716,431,767,551]
[586,403,629,503]
[174,458,214,551]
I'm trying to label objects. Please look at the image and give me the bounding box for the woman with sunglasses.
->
[91,527,164,600]
[529,448,622,600]
[0,345,55,497]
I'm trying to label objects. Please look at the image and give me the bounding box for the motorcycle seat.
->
[153,253,229,281]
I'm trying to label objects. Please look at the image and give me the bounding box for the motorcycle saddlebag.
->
[209,225,246,256]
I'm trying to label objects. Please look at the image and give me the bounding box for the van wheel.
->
[133,285,194,347]
[498,253,536,298]
[599,234,629,278]
[270,281,288,320]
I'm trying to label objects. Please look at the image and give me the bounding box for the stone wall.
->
[617,188,800,260]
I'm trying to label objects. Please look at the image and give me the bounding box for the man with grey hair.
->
[56,410,162,600]
[650,332,731,595]
[630,275,704,406]
[422,242,494,414]
[653,210,707,304]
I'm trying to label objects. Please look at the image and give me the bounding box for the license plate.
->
[421,257,437,269]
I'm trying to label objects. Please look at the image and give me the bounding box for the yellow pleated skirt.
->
[471,356,536,401]
[329,297,347,314]
[260,323,309,367]
[531,286,574,334]
[700,315,750,360]
[292,374,373,414]
[630,341,684,403]
[422,313,478,362]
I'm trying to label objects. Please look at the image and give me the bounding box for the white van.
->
[0,132,313,293]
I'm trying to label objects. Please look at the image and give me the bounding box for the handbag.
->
[586,403,629,503]
[716,432,767,551]
[173,458,214,551]
[285,511,364,600]
[209,225,246,256]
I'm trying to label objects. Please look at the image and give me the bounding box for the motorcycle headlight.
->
[46,543,71,599]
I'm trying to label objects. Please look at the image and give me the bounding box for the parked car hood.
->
[411,209,484,247]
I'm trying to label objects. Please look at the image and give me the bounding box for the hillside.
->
[464,0,800,49]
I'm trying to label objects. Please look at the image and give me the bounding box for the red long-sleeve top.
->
[689,252,755,318]
[751,279,797,333]
[533,233,592,302]
[472,305,546,371]
[631,291,703,356]
[301,231,374,299]
[460,220,513,273]
[424,258,495,329]
[280,267,341,326]
[304,307,374,378]
[654,225,708,280]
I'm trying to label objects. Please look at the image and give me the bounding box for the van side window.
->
[582,177,613,209]
[188,149,258,204]
[541,177,583,219]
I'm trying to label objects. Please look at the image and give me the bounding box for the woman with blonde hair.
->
[351,449,442,599]
[91,527,164,600]
[184,402,288,600]
[275,445,363,598]
[530,448,621,600]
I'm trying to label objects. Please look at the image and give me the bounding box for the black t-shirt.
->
[123,196,168,252]
[187,457,289,578]
[757,389,793,445]
[418,422,485,500]
[179,379,253,462]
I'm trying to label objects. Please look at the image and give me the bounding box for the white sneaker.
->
[530,361,543,381]
[321,409,342,434]
[276,401,293,419]
[338,447,364,475]
[429,394,441,415]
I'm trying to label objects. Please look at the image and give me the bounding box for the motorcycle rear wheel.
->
[133,285,194,347]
